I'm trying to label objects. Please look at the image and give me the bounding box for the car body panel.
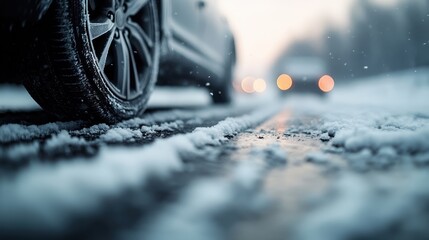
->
[283,57,327,82]
[157,0,233,85]
[1,0,235,87]
[0,0,52,30]
[278,57,329,95]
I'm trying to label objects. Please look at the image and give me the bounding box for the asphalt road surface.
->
[1,69,429,240]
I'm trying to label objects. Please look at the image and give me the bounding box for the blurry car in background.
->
[276,57,334,95]
[0,0,236,123]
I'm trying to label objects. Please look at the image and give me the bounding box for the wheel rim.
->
[87,0,156,100]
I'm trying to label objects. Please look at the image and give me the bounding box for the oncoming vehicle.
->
[276,57,334,95]
[0,0,236,123]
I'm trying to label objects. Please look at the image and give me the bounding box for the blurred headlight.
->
[277,74,293,91]
[241,77,255,93]
[253,78,267,93]
[318,75,335,93]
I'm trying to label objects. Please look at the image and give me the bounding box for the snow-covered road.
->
[1,69,429,240]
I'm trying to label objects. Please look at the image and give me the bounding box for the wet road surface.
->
[2,82,429,240]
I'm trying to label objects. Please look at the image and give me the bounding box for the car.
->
[0,0,236,123]
[275,56,334,95]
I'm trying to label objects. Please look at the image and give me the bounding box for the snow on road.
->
[282,68,429,171]
[1,68,429,239]
[282,69,429,240]
[0,103,280,236]
[297,170,429,240]
[0,104,257,162]
[124,160,267,240]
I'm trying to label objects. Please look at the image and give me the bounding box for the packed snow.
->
[285,69,429,239]
[1,68,429,239]
[0,121,83,144]
[296,170,429,240]
[0,104,279,234]
[281,68,429,171]
[125,160,267,240]
[305,152,330,165]
[99,128,144,143]
[0,106,256,162]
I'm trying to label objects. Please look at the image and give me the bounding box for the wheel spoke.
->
[124,33,141,94]
[128,21,153,47]
[127,0,149,16]
[90,19,115,40]
[127,22,152,66]
[88,0,155,100]
[114,32,131,98]
[98,28,116,70]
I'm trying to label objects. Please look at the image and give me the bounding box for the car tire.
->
[210,41,236,104]
[24,0,160,123]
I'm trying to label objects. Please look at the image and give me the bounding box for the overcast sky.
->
[218,0,356,77]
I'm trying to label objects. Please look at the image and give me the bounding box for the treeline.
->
[274,0,429,81]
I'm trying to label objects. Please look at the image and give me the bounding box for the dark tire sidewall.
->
[67,0,160,121]
[69,0,160,119]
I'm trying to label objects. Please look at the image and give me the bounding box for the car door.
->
[169,0,202,45]
[199,0,229,64]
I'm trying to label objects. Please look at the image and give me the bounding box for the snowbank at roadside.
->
[330,68,429,111]
[283,69,429,170]
[291,69,429,239]
[318,111,429,170]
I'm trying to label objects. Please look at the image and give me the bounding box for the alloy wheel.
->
[87,0,156,100]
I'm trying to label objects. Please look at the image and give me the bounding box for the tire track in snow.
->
[0,105,255,165]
